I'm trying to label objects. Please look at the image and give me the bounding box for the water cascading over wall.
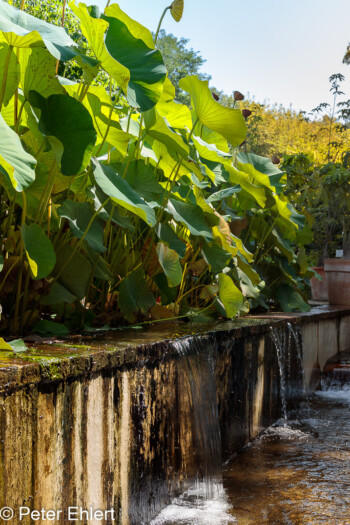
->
[0,307,349,525]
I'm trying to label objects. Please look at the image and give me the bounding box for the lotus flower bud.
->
[242,109,252,119]
[234,91,244,101]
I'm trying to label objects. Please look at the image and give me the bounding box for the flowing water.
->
[172,337,222,497]
[270,326,289,424]
[151,381,350,525]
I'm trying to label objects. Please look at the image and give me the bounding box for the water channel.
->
[151,382,350,525]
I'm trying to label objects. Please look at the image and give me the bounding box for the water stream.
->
[270,326,289,424]
[171,337,222,498]
[152,381,350,524]
[151,332,350,525]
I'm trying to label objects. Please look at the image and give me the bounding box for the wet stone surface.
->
[151,385,350,524]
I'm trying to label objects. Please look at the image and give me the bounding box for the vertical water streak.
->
[172,336,222,499]
[270,326,288,425]
[287,322,310,406]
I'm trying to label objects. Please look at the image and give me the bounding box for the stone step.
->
[323,363,350,383]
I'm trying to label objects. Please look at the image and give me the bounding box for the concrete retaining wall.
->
[0,306,348,524]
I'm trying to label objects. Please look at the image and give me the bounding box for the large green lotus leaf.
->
[0,43,19,106]
[33,320,69,336]
[0,0,95,63]
[28,91,97,175]
[144,108,189,158]
[58,200,106,253]
[41,282,76,305]
[156,80,192,128]
[237,151,287,194]
[236,253,261,286]
[157,99,192,129]
[156,242,182,287]
[19,47,65,99]
[231,235,253,263]
[274,283,310,312]
[192,135,231,163]
[269,194,295,226]
[18,133,72,219]
[236,158,273,192]
[236,267,260,299]
[167,198,213,241]
[53,244,92,300]
[206,186,241,203]
[124,160,163,202]
[102,4,166,110]
[92,159,156,226]
[89,186,135,232]
[218,273,244,317]
[179,76,247,147]
[155,223,186,257]
[270,228,295,262]
[66,87,133,157]
[69,2,129,93]
[21,224,56,280]
[0,113,36,191]
[201,242,232,274]
[193,119,230,152]
[151,141,190,180]
[118,269,155,323]
[226,164,266,208]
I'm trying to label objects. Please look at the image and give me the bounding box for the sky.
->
[87,0,350,114]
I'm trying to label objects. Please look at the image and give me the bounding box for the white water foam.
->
[261,424,309,441]
[150,483,236,525]
[315,384,350,404]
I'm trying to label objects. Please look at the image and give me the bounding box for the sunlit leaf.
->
[156,242,182,287]
[102,3,167,110]
[0,0,93,62]
[218,273,244,317]
[179,75,247,147]
[0,43,19,106]
[0,113,36,191]
[92,159,156,226]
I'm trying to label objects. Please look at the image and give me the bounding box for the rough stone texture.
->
[0,307,349,524]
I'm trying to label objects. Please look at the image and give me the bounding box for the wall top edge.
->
[0,306,349,393]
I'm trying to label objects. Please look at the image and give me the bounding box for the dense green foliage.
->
[0,1,314,335]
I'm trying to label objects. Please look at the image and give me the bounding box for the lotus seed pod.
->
[234,91,244,101]
[170,0,184,22]
[242,109,252,118]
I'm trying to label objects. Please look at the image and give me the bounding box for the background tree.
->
[155,29,210,104]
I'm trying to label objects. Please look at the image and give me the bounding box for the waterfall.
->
[270,326,288,425]
[287,322,309,404]
[171,336,222,499]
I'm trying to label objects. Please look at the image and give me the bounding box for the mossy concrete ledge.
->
[0,306,349,525]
